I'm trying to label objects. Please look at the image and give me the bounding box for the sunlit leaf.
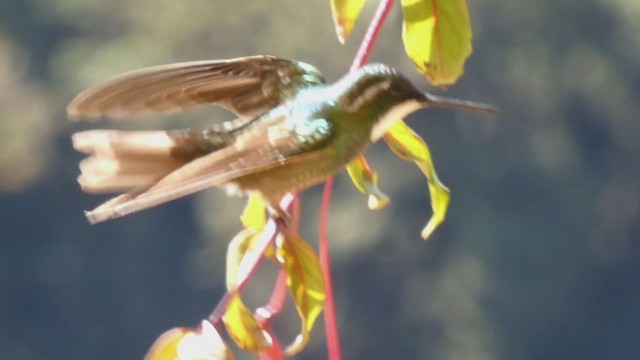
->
[275,233,326,356]
[400,0,472,86]
[228,194,268,288]
[224,202,278,353]
[384,121,450,240]
[330,0,367,44]
[241,193,266,231]
[226,229,257,289]
[346,153,390,210]
[222,293,272,352]
[144,320,234,360]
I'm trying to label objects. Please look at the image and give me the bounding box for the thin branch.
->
[351,0,396,71]
[320,2,396,359]
[209,194,296,324]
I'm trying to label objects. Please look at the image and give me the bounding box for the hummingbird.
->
[68,55,496,224]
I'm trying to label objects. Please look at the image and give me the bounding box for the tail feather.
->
[72,130,207,194]
[73,130,189,160]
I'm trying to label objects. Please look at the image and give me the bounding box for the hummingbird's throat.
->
[370,100,423,142]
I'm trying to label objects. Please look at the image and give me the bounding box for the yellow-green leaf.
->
[275,233,326,356]
[226,229,258,289]
[384,121,450,240]
[346,153,390,210]
[330,0,367,43]
[240,193,266,231]
[222,293,272,352]
[226,228,277,289]
[224,212,274,353]
[144,320,234,360]
[401,0,472,86]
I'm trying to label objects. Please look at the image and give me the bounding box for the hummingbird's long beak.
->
[423,94,498,114]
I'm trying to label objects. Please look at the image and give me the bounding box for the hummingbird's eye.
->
[388,84,404,96]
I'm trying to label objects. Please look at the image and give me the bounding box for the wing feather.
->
[67,56,325,120]
[84,142,329,224]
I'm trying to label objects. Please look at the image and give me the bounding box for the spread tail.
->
[72,130,213,194]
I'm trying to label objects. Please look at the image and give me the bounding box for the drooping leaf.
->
[228,205,275,290]
[241,193,266,231]
[330,0,367,44]
[222,293,272,352]
[225,232,270,352]
[144,320,234,360]
[384,121,450,239]
[275,233,326,356]
[224,201,278,354]
[400,0,472,86]
[346,153,390,210]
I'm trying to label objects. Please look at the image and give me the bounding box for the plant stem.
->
[351,0,396,71]
[209,194,296,324]
[320,1,396,359]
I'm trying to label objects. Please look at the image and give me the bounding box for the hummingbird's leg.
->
[265,203,292,225]
[255,191,293,224]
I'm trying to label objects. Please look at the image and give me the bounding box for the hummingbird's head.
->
[337,63,497,141]
[338,64,424,111]
[336,64,425,140]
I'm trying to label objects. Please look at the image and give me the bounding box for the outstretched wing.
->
[67,55,326,120]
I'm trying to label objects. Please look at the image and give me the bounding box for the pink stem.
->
[209,194,296,324]
[257,271,288,360]
[256,269,289,325]
[350,0,396,71]
[318,177,341,359]
[258,328,283,360]
[320,1,396,359]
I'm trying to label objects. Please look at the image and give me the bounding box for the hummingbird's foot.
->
[266,204,291,225]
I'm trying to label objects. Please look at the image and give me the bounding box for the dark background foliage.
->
[1,1,639,359]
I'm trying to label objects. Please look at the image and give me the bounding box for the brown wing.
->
[67,55,326,120]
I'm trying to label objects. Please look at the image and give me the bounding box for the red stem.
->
[318,177,340,358]
[320,1,396,359]
[257,269,289,324]
[258,328,283,360]
[350,0,396,71]
[257,270,288,360]
[209,194,296,324]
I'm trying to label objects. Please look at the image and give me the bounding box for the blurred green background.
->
[1,0,639,359]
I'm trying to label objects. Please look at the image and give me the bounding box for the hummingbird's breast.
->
[229,89,373,202]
